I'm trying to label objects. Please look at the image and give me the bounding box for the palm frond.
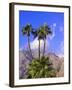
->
[32,30,38,39]
[22,27,27,35]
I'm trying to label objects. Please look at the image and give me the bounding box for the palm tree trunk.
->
[39,39,40,60]
[43,38,46,57]
[28,36,33,59]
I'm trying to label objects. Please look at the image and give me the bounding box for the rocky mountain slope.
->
[19,50,64,79]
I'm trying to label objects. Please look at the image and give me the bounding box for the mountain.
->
[19,49,64,79]
[19,50,32,79]
[47,53,64,77]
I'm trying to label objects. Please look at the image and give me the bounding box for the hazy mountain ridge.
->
[19,49,64,79]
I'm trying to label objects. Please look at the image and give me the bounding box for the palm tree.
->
[32,27,43,60]
[43,23,52,57]
[31,23,52,60]
[22,24,33,59]
[37,27,45,60]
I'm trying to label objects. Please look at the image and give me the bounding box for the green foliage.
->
[27,56,56,78]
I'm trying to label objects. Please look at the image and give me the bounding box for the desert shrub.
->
[27,56,56,78]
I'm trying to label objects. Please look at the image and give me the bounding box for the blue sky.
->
[19,10,64,56]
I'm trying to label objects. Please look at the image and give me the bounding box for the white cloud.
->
[58,41,64,58]
[53,23,56,27]
[59,26,64,32]
[30,37,49,50]
[30,37,43,49]
[49,23,56,40]
[49,31,55,40]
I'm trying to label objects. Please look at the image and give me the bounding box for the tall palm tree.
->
[37,27,45,60]
[22,24,33,59]
[31,23,52,60]
[32,27,43,60]
[42,23,52,57]
[38,29,42,60]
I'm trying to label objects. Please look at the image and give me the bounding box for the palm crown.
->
[22,24,34,59]
[22,24,32,36]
